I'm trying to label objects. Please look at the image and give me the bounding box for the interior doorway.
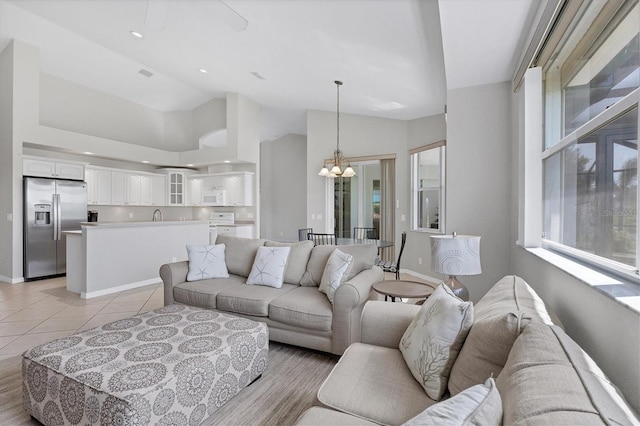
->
[332,161,381,238]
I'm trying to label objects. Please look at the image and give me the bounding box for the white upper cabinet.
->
[85,167,112,205]
[225,172,253,206]
[23,158,85,180]
[151,175,166,206]
[126,173,141,205]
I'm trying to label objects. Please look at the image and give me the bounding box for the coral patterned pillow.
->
[399,283,474,400]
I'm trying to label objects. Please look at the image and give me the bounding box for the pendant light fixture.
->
[319,81,356,178]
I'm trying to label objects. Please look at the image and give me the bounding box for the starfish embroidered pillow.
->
[186,244,229,281]
[247,246,291,288]
[319,249,354,304]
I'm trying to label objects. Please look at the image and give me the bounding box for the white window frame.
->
[410,141,446,233]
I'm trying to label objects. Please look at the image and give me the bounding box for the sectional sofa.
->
[160,235,383,355]
[296,276,640,425]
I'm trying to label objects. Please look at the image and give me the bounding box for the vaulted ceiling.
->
[0,0,534,142]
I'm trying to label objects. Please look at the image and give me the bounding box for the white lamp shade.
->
[318,166,330,176]
[330,165,342,175]
[342,166,356,177]
[430,235,481,276]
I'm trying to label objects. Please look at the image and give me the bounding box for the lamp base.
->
[444,276,469,301]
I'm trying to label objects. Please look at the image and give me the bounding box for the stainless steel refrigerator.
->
[23,177,87,280]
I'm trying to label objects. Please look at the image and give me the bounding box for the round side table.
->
[372,280,437,303]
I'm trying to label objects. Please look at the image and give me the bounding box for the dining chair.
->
[307,233,336,246]
[298,228,313,242]
[376,231,406,279]
[353,227,378,240]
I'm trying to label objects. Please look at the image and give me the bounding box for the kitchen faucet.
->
[152,208,163,222]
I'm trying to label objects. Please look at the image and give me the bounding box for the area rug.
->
[0,342,338,425]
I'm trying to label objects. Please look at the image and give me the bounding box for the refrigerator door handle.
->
[53,194,61,240]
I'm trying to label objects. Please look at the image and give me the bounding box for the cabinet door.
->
[85,168,97,204]
[168,172,185,206]
[127,174,141,205]
[151,176,166,206]
[23,159,56,177]
[188,178,203,205]
[111,171,126,205]
[140,175,153,205]
[94,169,112,204]
[86,168,111,205]
[225,175,239,205]
[55,163,85,180]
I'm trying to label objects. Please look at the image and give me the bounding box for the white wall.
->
[261,134,307,241]
[0,40,39,282]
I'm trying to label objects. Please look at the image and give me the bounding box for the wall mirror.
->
[411,141,446,233]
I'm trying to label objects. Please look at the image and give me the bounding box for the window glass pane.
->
[544,107,638,266]
[411,145,445,232]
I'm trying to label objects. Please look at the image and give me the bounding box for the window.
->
[411,142,446,233]
[541,0,639,276]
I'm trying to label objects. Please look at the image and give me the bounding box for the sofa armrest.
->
[159,261,189,305]
[331,266,384,354]
[361,301,420,348]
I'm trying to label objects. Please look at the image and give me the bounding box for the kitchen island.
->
[64,220,208,298]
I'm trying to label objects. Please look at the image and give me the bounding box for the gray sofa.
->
[297,276,640,425]
[160,235,384,355]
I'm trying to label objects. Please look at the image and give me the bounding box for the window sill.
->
[526,247,640,315]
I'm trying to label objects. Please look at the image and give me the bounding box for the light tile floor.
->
[0,277,164,360]
[0,272,431,361]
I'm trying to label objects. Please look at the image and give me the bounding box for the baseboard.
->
[399,269,442,283]
[0,275,25,284]
[81,278,161,299]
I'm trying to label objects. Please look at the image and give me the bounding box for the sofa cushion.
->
[300,244,377,287]
[317,343,435,426]
[319,249,354,304]
[402,378,502,426]
[186,243,229,281]
[216,235,266,277]
[496,323,639,425]
[448,275,554,395]
[173,275,245,309]
[265,240,314,284]
[246,246,291,288]
[269,286,333,331]
[400,284,474,401]
[216,283,297,317]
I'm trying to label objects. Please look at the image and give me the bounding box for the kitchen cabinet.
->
[151,175,166,206]
[111,171,126,205]
[140,175,152,205]
[160,169,194,206]
[126,173,141,205]
[225,172,253,206]
[188,177,203,205]
[85,167,111,205]
[23,158,85,180]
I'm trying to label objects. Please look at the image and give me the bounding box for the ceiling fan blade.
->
[212,0,248,32]
[145,0,169,30]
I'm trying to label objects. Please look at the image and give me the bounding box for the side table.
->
[372,280,437,303]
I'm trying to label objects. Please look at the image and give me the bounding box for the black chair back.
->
[353,227,378,240]
[298,228,313,242]
[307,233,336,246]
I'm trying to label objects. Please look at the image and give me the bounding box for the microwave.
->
[202,190,226,206]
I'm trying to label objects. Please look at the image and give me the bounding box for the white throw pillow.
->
[402,378,502,426]
[186,244,229,281]
[246,246,291,288]
[318,249,354,304]
[400,283,474,400]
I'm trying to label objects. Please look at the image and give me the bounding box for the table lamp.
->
[430,232,481,301]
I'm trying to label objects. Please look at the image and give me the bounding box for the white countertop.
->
[62,230,82,235]
[81,220,209,228]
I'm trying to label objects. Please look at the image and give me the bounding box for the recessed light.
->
[223,160,231,164]
[186,164,195,167]
[142,160,149,164]
[250,71,267,80]
[198,68,208,74]
[83,152,93,155]
[130,31,143,39]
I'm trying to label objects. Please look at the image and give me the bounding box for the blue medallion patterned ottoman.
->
[22,305,269,425]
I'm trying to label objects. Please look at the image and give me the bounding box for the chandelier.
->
[318,81,356,178]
